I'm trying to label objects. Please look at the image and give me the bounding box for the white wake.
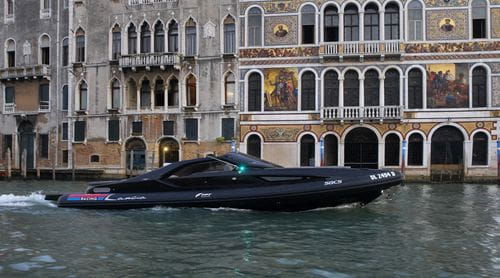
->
[0,192,55,207]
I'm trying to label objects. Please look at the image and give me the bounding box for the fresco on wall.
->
[439,18,455,32]
[427,64,469,108]
[265,16,298,45]
[264,68,298,111]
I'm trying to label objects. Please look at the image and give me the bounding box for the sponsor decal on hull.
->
[67,194,110,201]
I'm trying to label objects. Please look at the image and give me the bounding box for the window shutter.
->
[185,119,198,140]
[222,118,235,140]
[163,121,175,136]
[40,134,49,158]
[108,120,120,141]
[132,121,142,136]
[74,121,86,142]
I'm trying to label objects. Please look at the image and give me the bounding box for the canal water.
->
[0,181,498,277]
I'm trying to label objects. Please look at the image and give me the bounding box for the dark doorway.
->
[344,127,378,169]
[300,135,315,166]
[324,134,338,166]
[159,138,179,167]
[126,138,146,173]
[18,121,35,169]
[247,134,261,158]
[431,126,464,182]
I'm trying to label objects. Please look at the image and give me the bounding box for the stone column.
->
[359,12,364,41]
[136,88,140,110]
[164,85,168,111]
[379,10,385,41]
[151,87,155,110]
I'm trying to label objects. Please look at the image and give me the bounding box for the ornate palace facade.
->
[1,0,499,181]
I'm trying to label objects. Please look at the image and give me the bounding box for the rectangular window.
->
[62,40,69,66]
[185,119,198,140]
[62,85,68,111]
[5,87,15,104]
[76,35,85,62]
[108,120,120,142]
[62,150,69,163]
[132,121,142,136]
[3,135,12,159]
[112,32,121,60]
[163,121,174,136]
[7,51,15,67]
[74,121,86,142]
[221,118,235,140]
[39,134,49,159]
[61,122,68,141]
[41,47,50,65]
[185,27,197,56]
[39,84,49,110]
[42,0,49,9]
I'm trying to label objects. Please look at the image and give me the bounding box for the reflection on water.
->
[0,181,499,277]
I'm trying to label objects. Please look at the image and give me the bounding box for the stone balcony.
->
[119,53,180,71]
[0,65,51,81]
[321,106,403,122]
[321,40,403,59]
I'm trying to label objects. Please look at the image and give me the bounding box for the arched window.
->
[185,19,197,56]
[223,16,236,54]
[248,7,262,46]
[364,3,379,41]
[154,21,165,53]
[111,80,120,109]
[408,68,423,109]
[301,71,316,111]
[140,79,151,108]
[408,133,423,166]
[301,5,316,44]
[344,4,359,41]
[186,74,197,106]
[155,79,164,108]
[127,24,137,54]
[40,35,50,65]
[300,135,315,166]
[385,69,400,106]
[385,3,400,40]
[79,81,88,111]
[324,70,339,107]
[472,66,487,108]
[408,0,423,41]
[75,28,85,63]
[6,39,15,67]
[385,134,400,166]
[364,69,379,106]
[248,72,261,111]
[247,135,261,158]
[344,70,359,106]
[472,132,488,165]
[225,72,236,105]
[168,77,179,107]
[127,79,137,109]
[472,0,487,39]
[112,25,121,60]
[168,21,178,53]
[62,38,69,66]
[324,6,339,42]
[140,22,151,53]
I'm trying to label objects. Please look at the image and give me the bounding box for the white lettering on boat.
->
[324,180,343,186]
[370,172,396,181]
[195,193,212,199]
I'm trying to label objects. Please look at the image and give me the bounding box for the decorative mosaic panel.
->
[260,127,302,142]
[424,0,469,7]
[426,10,468,40]
[405,41,500,53]
[488,63,500,73]
[240,47,319,58]
[492,9,500,39]
[265,16,298,46]
[493,77,500,107]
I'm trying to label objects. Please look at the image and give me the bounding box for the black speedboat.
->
[45,153,402,211]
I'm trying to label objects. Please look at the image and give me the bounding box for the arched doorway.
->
[247,134,261,158]
[159,138,179,167]
[300,134,315,166]
[18,121,35,169]
[323,134,338,166]
[125,138,146,173]
[431,126,464,181]
[344,127,378,169]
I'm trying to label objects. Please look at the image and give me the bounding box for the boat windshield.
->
[218,153,283,169]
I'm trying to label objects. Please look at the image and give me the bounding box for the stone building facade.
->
[1,0,499,182]
[237,0,500,182]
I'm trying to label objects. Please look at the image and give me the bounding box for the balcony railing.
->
[3,103,16,113]
[321,40,403,56]
[321,106,403,121]
[128,0,177,5]
[0,65,50,80]
[119,53,180,69]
